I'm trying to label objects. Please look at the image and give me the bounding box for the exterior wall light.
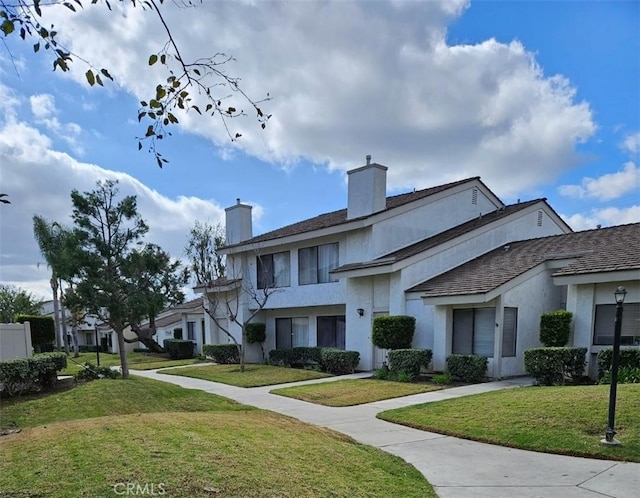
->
[357,308,364,317]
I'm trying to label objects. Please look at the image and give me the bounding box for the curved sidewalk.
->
[132,369,639,498]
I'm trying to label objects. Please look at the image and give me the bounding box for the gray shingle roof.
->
[333,199,544,273]
[224,177,481,248]
[410,223,640,297]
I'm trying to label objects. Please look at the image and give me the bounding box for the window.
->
[453,308,495,357]
[257,251,290,289]
[187,321,196,341]
[317,316,346,349]
[298,243,339,285]
[593,303,640,346]
[86,332,94,346]
[275,317,309,349]
[502,308,518,357]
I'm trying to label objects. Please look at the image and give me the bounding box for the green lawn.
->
[378,383,640,462]
[61,352,202,375]
[160,363,332,387]
[0,378,435,497]
[272,378,442,406]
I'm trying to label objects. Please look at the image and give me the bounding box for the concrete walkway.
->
[132,369,640,498]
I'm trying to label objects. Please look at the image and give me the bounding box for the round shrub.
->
[539,310,572,347]
[246,322,266,344]
[372,315,415,350]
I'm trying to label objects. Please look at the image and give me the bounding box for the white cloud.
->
[0,117,226,300]
[622,131,640,156]
[38,0,595,199]
[28,93,85,154]
[558,162,640,201]
[562,205,640,231]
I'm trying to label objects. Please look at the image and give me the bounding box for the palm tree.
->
[33,215,73,355]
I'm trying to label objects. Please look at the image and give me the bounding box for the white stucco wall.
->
[371,186,498,258]
[500,269,566,377]
[568,279,640,378]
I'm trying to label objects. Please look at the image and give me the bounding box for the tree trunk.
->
[71,325,80,358]
[116,328,130,379]
[51,278,65,353]
[58,281,70,356]
[127,325,165,353]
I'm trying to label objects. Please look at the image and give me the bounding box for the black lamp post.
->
[602,285,627,446]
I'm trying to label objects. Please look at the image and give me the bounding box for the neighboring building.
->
[196,158,639,378]
[140,298,206,354]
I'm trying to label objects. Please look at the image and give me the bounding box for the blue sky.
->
[1,0,638,300]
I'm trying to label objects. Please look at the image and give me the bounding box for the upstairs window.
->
[257,251,290,289]
[298,242,339,285]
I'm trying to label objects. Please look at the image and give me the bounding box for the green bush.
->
[320,348,360,374]
[75,362,120,381]
[524,347,586,385]
[133,347,150,353]
[203,344,240,364]
[599,366,640,385]
[394,370,414,383]
[15,315,55,352]
[163,339,195,360]
[246,323,266,344]
[292,347,322,365]
[268,347,322,367]
[0,353,67,396]
[372,315,415,350]
[373,366,390,380]
[596,348,640,379]
[79,345,103,353]
[431,372,452,385]
[446,354,488,382]
[539,310,573,347]
[268,348,294,367]
[387,349,432,377]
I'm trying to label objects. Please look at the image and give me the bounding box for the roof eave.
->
[553,268,640,286]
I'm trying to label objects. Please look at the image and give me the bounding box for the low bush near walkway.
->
[0,352,67,396]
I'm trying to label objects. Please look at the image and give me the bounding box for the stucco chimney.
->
[347,156,388,219]
[225,198,253,245]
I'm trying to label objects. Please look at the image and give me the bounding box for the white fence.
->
[0,322,33,361]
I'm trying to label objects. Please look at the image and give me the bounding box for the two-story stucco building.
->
[196,158,640,378]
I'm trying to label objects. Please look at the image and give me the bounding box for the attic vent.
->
[471,188,478,205]
[537,210,543,227]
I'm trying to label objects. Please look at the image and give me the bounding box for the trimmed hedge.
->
[446,354,488,382]
[539,310,572,347]
[0,352,67,396]
[320,348,360,374]
[388,349,433,377]
[203,344,240,364]
[524,347,586,386]
[163,339,195,360]
[246,323,266,344]
[79,345,103,353]
[15,315,55,351]
[597,347,640,379]
[372,315,415,350]
[268,347,322,367]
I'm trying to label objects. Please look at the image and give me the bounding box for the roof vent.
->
[366,154,371,165]
[503,245,511,252]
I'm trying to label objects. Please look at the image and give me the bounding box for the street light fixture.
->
[601,285,627,446]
